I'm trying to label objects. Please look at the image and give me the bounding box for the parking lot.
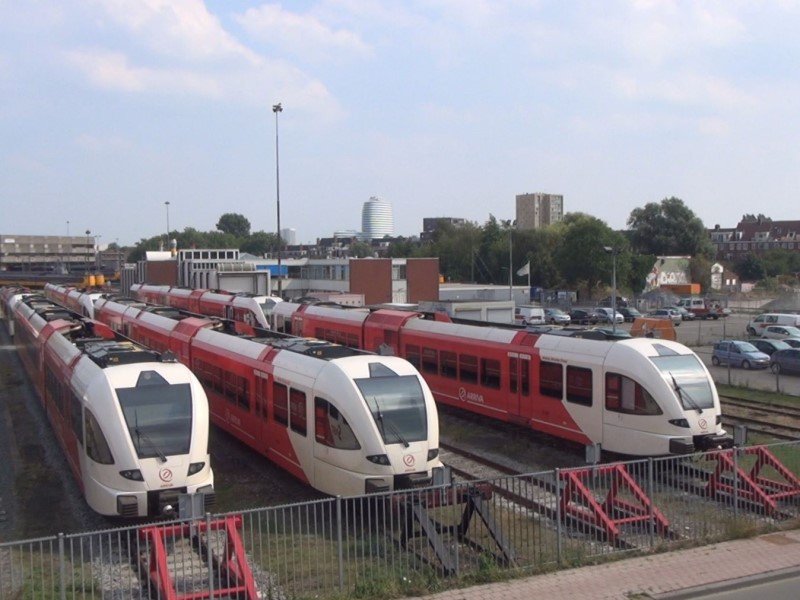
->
[604,312,800,396]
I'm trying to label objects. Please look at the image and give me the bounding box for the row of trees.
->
[128,199,797,297]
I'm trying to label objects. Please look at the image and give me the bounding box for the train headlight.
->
[367,454,390,466]
[668,418,690,428]
[427,449,439,461]
[119,469,144,481]
[187,462,205,476]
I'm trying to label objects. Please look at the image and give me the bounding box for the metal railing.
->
[2,441,800,599]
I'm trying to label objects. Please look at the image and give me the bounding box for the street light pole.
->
[85,229,91,276]
[165,201,170,253]
[272,102,283,297]
[604,246,618,334]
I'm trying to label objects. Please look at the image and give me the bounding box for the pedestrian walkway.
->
[412,529,800,600]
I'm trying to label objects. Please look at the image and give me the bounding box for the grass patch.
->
[717,384,800,407]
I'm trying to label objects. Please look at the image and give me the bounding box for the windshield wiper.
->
[371,397,410,448]
[134,410,168,463]
[670,372,702,414]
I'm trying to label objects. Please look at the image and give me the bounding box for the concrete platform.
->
[411,529,800,600]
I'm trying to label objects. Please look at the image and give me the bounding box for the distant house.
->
[710,217,800,261]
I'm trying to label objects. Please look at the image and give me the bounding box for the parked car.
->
[746,313,800,336]
[599,296,629,308]
[711,340,770,370]
[579,326,633,340]
[592,307,624,324]
[749,338,791,356]
[671,306,696,321]
[543,307,571,325]
[783,338,800,349]
[617,307,643,322]
[761,325,800,340]
[568,309,599,325]
[770,348,800,375]
[515,306,545,326]
[646,308,682,326]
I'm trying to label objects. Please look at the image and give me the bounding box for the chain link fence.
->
[2,441,800,599]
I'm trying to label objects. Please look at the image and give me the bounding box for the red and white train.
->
[130,283,281,330]
[2,288,214,518]
[59,290,443,497]
[121,284,733,457]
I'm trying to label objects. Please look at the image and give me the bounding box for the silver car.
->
[761,325,800,340]
[646,308,682,326]
[544,308,571,325]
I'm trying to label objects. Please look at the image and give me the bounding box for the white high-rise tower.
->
[361,196,393,240]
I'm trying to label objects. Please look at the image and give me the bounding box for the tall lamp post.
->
[272,102,283,297]
[603,246,619,334]
[85,229,92,275]
[164,201,171,252]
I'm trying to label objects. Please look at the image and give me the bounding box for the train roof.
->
[81,340,163,369]
[250,335,368,360]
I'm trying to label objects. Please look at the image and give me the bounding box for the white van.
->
[746,313,800,336]
[515,306,545,326]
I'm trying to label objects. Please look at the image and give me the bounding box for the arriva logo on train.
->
[403,455,415,467]
[159,468,173,483]
[699,418,708,430]
[459,387,484,404]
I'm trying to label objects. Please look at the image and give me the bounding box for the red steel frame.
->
[138,515,258,600]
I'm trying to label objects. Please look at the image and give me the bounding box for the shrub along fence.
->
[2,441,800,599]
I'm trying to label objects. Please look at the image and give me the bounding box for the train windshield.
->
[117,373,193,459]
[355,373,427,446]
[650,354,715,410]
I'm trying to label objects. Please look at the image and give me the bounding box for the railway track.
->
[720,395,800,441]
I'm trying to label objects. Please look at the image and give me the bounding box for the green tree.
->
[627,197,714,258]
[553,213,627,296]
[241,231,280,256]
[216,213,251,238]
[734,253,766,281]
[351,241,373,258]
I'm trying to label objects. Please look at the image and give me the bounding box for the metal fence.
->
[3,441,800,599]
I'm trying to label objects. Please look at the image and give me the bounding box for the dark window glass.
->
[406,345,421,369]
[440,351,457,379]
[481,358,501,389]
[521,358,530,396]
[605,373,662,415]
[355,375,427,445]
[315,397,360,449]
[85,409,114,465]
[289,388,307,436]
[117,380,193,458]
[566,366,593,406]
[421,347,438,375]
[273,383,288,426]
[540,361,563,398]
[509,357,518,393]
[459,354,478,384]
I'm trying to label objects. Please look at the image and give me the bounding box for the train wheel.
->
[742,360,751,370]
[712,356,720,366]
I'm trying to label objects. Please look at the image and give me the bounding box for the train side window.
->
[84,409,114,465]
[422,347,438,375]
[459,354,478,384]
[273,382,289,427]
[289,388,307,436]
[256,375,269,420]
[509,357,518,393]
[605,373,662,415]
[406,345,421,369]
[540,361,563,399]
[314,398,360,450]
[521,358,530,396]
[440,351,458,378]
[566,366,593,406]
[481,358,501,389]
[70,391,83,443]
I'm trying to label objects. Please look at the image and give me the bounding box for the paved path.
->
[411,529,800,600]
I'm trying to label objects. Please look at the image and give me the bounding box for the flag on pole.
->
[516,261,530,277]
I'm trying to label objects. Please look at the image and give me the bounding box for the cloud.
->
[236,3,372,60]
[66,50,222,96]
[93,0,261,64]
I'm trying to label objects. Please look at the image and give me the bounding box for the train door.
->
[561,361,603,447]
[507,352,532,419]
[225,305,234,321]
[254,370,270,452]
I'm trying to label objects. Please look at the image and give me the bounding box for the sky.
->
[2,1,800,247]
